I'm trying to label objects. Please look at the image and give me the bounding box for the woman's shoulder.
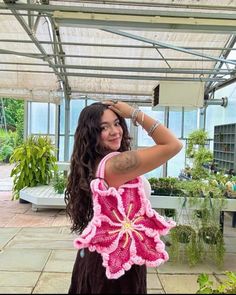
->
[140,175,152,197]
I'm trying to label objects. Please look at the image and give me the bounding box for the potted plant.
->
[169,224,200,267]
[148,177,182,196]
[10,135,58,200]
[186,129,213,180]
[198,222,225,268]
[186,129,209,158]
[172,224,196,244]
[52,171,67,194]
[148,177,159,194]
[169,178,226,268]
[198,225,223,244]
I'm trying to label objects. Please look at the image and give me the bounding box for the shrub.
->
[10,135,57,200]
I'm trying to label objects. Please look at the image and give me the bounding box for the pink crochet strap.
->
[96,152,120,178]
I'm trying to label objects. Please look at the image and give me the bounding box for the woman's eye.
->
[115,122,120,126]
[101,126,108,131]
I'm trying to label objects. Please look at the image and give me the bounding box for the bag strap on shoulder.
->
[96,152,120,178]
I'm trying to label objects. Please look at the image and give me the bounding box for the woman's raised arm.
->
[103,101,183,188]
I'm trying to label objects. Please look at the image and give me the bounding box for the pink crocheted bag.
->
[74,152,176,279]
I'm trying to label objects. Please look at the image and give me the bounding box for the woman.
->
[65,100,182,294]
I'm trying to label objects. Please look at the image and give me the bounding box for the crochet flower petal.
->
[73,223,97,249]
[102,232,133,279]
[134,213,176,236]
[131,231,168,266]
[89,221,121,252]
[120,186,142,220]
[95,192,124,224]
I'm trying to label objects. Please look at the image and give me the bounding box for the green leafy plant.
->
[181,180,226,268]
[198,224,225,269]
[186,129,209,158]
[194,208,210,219]
[0,129,17,163]
[186,129,213,180]
[196,272,236,294]
[10,135,58,200]
[52,171,67,194]
[0,144,14,163]
[191,148,213,180]
[169,224,201,267]
[148,177,182,195]
[198,225,222,245]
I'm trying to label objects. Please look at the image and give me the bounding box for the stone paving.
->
[0,163,14,191]
[1,164,236,294]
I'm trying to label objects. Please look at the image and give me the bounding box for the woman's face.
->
[100,109,123,151]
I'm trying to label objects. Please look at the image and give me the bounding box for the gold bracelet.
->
[147,120,161,136]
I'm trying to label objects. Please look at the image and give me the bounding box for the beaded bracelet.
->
[147,120,161,136]
[131,108,141,126]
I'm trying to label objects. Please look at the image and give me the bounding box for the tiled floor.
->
[1,164,236,294]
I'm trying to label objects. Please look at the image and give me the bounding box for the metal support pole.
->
[163,106,169,177]
[64,97,70,161]
[24,100,28,139]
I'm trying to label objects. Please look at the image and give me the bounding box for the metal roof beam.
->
[0,64,232,76]
[207,76,236,94]
[0,68,227,81]
[1,39,236,51]
[52,64,233,75]
[1,67,225,82]
[0,69,53,74]
[71,90,151,97]
[1,3,236,34]
[0,48,45,60]
[103,28,236,66]
[66,1,236,12]
[48,16,71,98]
[1,3,236,20]
[65,72,225,82]
[205,35,236,93]
[3,1,65,83]
[53,10,236,34]
[2,48,233,62]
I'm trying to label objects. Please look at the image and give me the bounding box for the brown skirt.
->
[68,249,147,294]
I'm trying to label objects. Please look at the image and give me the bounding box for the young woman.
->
[65,100,182,294]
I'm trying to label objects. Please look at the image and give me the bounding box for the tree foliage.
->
[2,98,24,130]
[0,98,24,162]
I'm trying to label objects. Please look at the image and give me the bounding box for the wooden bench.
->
[19,161,70,211]
[19,184,66,211]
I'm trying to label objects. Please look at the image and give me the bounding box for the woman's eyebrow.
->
[100,118,119,125]
[100,122,108,126]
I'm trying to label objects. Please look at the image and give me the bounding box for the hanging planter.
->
[198,225,222,245]
[172,224,196,244]
[169,223,200,266]
[198,225,225,268]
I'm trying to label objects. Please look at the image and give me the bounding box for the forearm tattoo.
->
[111,151,139,173]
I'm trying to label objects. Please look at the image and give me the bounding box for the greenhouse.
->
[0,0,236,294]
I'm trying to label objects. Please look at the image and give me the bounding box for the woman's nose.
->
[109,125,119,134]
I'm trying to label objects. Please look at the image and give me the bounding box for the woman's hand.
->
[102,100,134,119]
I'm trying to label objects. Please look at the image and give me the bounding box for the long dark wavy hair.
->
[65,102,131,234]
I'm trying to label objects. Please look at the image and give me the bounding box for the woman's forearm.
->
[135,110,183,150]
